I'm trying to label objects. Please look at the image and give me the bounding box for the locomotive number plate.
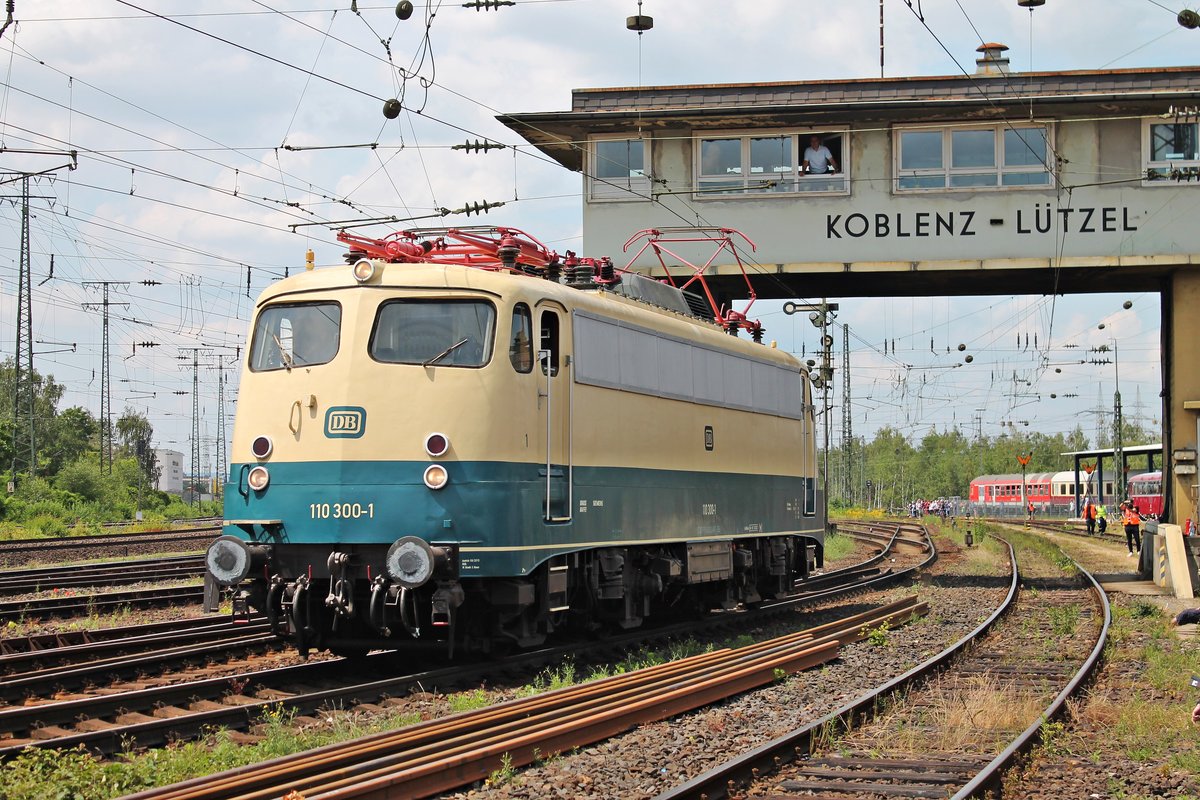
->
[310,502,376,520]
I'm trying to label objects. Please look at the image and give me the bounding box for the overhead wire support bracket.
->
[462,0,515,9]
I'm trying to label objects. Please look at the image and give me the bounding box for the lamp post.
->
[783,299,839,530]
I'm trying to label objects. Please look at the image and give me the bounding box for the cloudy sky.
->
[0,0,1190,469]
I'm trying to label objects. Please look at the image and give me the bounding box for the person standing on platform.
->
[1083,498,1097,535]
[1121,501,1142,557]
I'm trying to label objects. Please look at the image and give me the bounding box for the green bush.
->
[54,460,106,502]
[26,514,68,538]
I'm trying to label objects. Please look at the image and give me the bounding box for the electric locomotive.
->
[206,226,825,656]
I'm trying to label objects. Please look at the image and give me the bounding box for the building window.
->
[695,130,849,197]
[894,124,1052,191]
[1144,119,1200,183]
[589,136,651,201]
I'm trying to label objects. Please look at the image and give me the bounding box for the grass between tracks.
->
[998,524,1200,798]
[0,635,740,800]
[815,519,1087,758]
[0,526,902,798]
[1000,596,1200,799]
[821,528,857,563]
[0,704,426,800]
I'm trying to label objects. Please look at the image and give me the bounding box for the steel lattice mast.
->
[216,358,227,498]
[82,282,129,473]
[841,323,852,501]
[191,349,201,508]
[11,176,33,482]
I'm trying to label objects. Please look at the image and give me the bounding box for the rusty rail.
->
[123,598,929,800]
[655,533,1019,800]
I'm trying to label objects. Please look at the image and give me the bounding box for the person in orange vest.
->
[1121,501,1142,557]
[1083,498,1096,535]
[1027,500,1035,520]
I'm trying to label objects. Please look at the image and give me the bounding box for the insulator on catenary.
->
[463,0,514,10]
[452,139,507,153]
[462,200,503,216]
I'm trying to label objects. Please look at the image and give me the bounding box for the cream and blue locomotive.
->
[206,226,825,655]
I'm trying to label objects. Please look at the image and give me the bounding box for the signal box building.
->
[500,45,1200,526]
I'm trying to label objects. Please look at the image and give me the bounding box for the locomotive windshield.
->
[369,299,495,367]
[249,302,341,372]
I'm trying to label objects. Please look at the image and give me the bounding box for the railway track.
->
[119,597,932,800]
[0,584,203,624]
[0,555,206,595]
[656,529,1110,800]
[0,618,277,700]
[0,526,218,566]
[0,614,244,657]
[0,523,936,761]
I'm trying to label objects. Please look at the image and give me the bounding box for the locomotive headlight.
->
[206,535,253,585]
[251,435,273,460]
[247,465,271,491]
[352,258,376,283]
[423,464,449,490]
[424,432,450,458]
[385,535,447,589]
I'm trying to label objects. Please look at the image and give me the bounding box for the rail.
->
[0,524,936,759]
[656,528,1110,799]
[120,599,930,800]
[951,543,1111,798]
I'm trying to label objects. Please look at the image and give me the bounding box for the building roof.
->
[1060,443,1163,458]
[499,66,1200,171]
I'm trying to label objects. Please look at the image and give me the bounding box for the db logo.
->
[324,406,366,439]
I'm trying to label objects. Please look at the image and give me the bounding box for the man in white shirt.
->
[802,135,838,174]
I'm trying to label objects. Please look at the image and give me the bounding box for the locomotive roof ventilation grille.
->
[607,271,713,322]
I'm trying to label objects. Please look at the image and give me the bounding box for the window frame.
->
[248,301,343,373]
[893,122,1055,193]
[588,134,652,203]
[693,128,850,199]
[367,298,497,369]
[1143,118,1200,185]
[539,309,560,377]
[508,302,534,374]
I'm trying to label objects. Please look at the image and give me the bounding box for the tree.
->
[44,407,98,474]
[0,357,68,476]
[116,408,160,488]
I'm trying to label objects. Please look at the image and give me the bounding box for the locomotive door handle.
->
[237,464,250,499]
[289,400,302,435]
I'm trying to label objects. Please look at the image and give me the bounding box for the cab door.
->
[536,301,572,522]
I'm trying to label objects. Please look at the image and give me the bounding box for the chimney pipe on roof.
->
[975,42,1011,75]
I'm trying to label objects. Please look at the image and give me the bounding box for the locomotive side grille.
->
[682,289,714,320]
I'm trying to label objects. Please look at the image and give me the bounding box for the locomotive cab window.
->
[250,302,341,372]
[370,299,495,367]
[540,310,560,377]
[509,303,533,373]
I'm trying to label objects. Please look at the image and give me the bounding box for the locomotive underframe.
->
[232,535,824,656]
